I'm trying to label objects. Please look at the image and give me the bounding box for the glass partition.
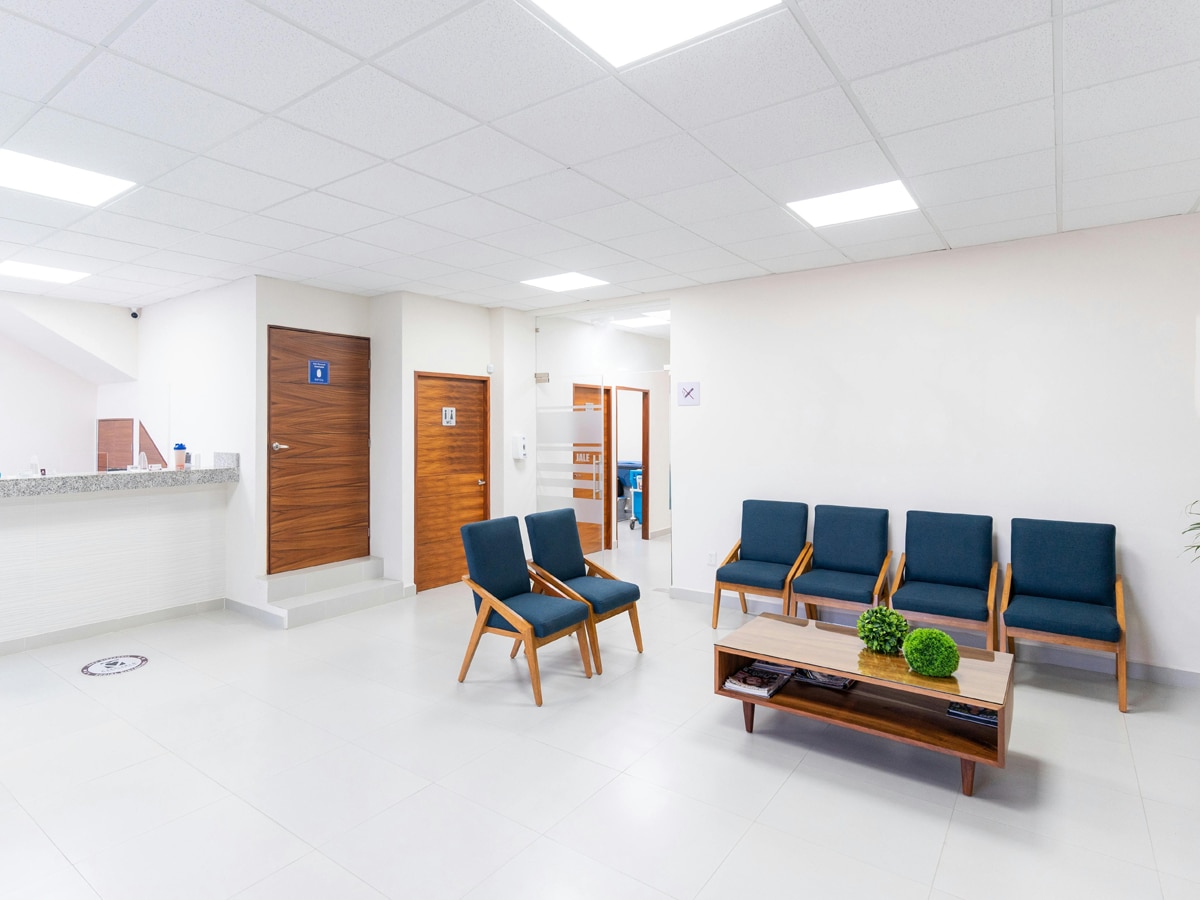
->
[536,375,608,553]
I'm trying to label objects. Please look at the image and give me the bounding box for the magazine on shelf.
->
[946,702,999,727]
[724,661,795,698]
[793,668,855,691]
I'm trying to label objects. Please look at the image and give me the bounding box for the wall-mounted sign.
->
[677,381,700,406]
[442,407,456,426]
[309,359,330,384]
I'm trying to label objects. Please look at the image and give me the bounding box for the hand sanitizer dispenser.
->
[511,435,527,460]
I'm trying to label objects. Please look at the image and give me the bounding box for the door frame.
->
[414,371,491,589]
[614,386,651,542]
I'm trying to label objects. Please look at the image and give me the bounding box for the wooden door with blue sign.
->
[268,326,370,574]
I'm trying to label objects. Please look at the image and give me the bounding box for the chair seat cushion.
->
[892,581,989,622]
[562,575,639,614]
[1004,594,1122,643]
[487,592,589,638]
[792,568,877,605]
[716,559,790,593]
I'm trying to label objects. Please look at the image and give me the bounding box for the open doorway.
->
[615,386,650,543]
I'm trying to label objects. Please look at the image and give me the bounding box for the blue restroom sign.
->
[308,359,330,384]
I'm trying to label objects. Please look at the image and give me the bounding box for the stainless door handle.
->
[272,442,289,451]
[477,479,486,486]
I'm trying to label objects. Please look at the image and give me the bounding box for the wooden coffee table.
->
[714,614,1014,795]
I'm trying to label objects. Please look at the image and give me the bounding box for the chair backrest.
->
[740,499,809,566]
[904,510,993,590]
[460,516,532,609]
[812,504,888,575]
[1010,517,1116,606]
[525,507,588,581]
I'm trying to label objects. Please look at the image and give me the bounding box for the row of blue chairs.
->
[713,501,1127,711]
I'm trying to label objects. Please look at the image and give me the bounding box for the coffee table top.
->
[716,614,1013,706]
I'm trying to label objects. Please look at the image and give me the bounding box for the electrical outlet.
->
[707,551,717,566]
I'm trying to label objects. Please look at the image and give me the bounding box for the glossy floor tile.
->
[0,532,1196,899]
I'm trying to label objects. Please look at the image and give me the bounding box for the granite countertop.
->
[0,455,240,499]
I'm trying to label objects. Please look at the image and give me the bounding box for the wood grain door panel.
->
[268,326,370,574]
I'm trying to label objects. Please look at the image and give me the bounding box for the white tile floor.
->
[1,533,1197,899]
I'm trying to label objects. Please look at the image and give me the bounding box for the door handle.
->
[272,442,289,451]
[477,479,486,486]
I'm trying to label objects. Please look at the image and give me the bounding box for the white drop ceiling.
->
[0,0,1198,311]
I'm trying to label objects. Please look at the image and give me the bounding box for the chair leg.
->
[576,626,593,678]
[985,617,995,652]
[524,633,543,706]
[1117,636,1127,712]
[587,617,603,675]
[458,610,487,683]
[628,604,644,653]
[509,637,522,659]
[804,602,817,621]
[712,584,723,629]
[737,591,748,614]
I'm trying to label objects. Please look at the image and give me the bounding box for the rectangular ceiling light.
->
[522,272,609,292]
[0,260,89,284]
[0,149,136,206]
[530,0,780,67]
[787,180,918,228]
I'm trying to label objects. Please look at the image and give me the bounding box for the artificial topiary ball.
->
[903,628,960,677]
[856,606,909,655]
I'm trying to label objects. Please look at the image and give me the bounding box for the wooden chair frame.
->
[998,565,1127,712]
[529,559,643,675]
[711,541,812,629]
[458,573,593,707]
[890,554,999,650]
[791,550,892,620]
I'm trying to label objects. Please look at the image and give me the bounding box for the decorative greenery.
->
[1185,502,1200,560]
[903,628,960,677]
[856,606,909,655]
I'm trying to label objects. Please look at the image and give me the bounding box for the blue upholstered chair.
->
[525,507,642,675]
[999,517,1127,711]
[791,504,890,621]
[712,500,810,628]
[459,516,592,706]
[890,511,998,649]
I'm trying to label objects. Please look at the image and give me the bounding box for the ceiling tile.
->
[410,196,538,238]
[303,268,405,292]
[110,0,356,111]
[280,66,474,158]
[104,187,246,231]
[746,141,898,204]
[377,0,603,120]
[1063,0,1200,92]
[926,186,1056,232]
[43,283,136,303]
[100,263,207,287]
[0,216,54,243]
[942,214,1058,249]
[469,282,546,302]
[640,177,773,224]
[364,256,457,280]
[295,236,395,267]
[695,87,872,172]
[351,218,460,254]
[50,53,260,151]
[15,245,121,275]
[417,240,519,269]
[484,169,623,220]
[493,77,678,166]
[0,0,146,42]
[128,249,233,277]
[798,0,1048,79]
[687,261,771,284]
[535,243,634,271]
[479,222,591,256]
[0,91,37,141]
[841,232,945,263]
[423,270,507,292]
[475,258,561,282]
[73,274,164,297]
[321,164,468,217]
[606,227,712,258]
[169,233,276,263]
[209,118,378,189]
[398,127,559,194]
[262,191,392,232]
[153,158,305,212]
[650,245,744,274]
[1065,117,1200,183]
[210,215,331,250]
[71,211,197,250]
[0,13,92,102]
[759,248,849,274]
[577,133,732,198]
[580,260,673,284]
[255,0,475,57]
[0,188,90,228]
[908,149,1056,207]
[1063,158,1200,210]
[622,11,835,130]
[620,273,699,293]
[6,108,192,184]
[852,26,1052,135]
[687,207,810,245]
[552,202,672,242]
[1062,193,1197,232]
[1062,61,1200,143]
[37,231,154,262]
[726,230,829,261]
[815,210,935,248]
[254,252,347,278]
[885,99,1054,177]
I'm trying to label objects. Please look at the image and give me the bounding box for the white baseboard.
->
[0,599,226,657]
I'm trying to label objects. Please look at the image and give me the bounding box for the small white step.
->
[264,556,384,604]
[269,578,405,627]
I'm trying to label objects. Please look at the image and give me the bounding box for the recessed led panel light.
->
[530,0,780,67]
[646,309,671,320]
[0,260,89,284]
[0,149,135,206]
[522,272,609,292]
[612,317,658,327]
[787,180,918,228]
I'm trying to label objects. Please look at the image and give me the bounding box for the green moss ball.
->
[856,606,909,655]
[903,628,960,677]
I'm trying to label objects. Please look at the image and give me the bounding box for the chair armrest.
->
[527,562,593,610]
[462,575,531,631]
[892,553,907,600]
[1115,575,1125,629]
[786,542,813,583]
[1000,563,1013,614]
[872,551,893,603]
[719,540,741,567]
[583,558,618,581]
[986,561,998,617]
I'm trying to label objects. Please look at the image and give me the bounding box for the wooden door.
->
[572,384,612,554]
[415,372,489,591]
[268,326,370,574]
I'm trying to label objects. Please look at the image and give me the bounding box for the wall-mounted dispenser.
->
[511,435,527,460]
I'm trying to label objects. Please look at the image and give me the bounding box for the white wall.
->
[671,214,1200,675]
[491,307,538,529]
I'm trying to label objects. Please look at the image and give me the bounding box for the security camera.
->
[130,307,141,319]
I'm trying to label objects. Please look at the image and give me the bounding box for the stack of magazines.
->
[723,661,795,698]
[946,702,999,726]
[793,668,855,690]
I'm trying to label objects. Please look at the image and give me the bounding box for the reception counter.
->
[0,466,239,499]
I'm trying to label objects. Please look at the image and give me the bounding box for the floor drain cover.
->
[82,655,148,676]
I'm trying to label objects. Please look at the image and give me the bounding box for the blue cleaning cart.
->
[628,469,643,530]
